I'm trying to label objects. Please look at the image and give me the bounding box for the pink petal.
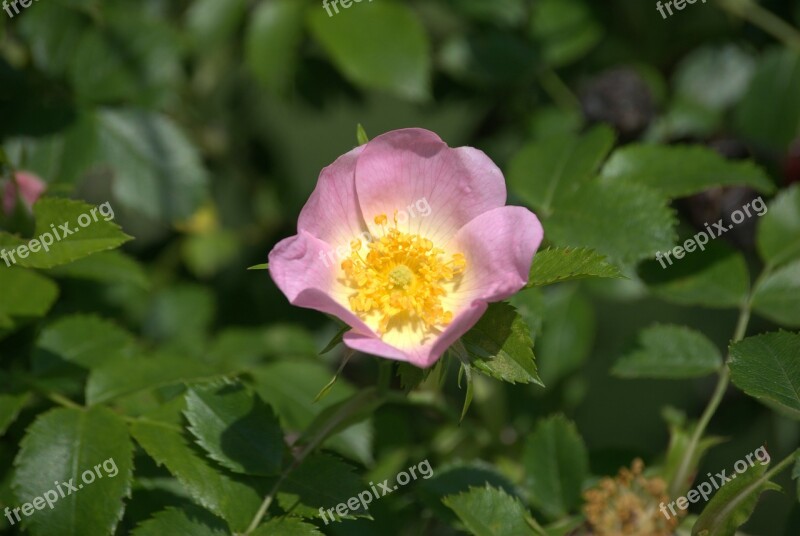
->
[341,206,543,368]
[297,146,367,248]
[3,171,46,215]
[445,206,543,304]
[343,302,488,368]
[354,129,506,245]
[268,231,373,335]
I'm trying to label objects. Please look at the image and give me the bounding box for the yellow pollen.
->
[341,214,466,335]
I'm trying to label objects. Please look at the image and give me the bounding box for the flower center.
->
[341,213,466,334]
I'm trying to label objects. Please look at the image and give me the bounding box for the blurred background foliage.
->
[1,0,800,534]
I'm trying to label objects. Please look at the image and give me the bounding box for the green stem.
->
[538,68,581,111]
[714,448,800,526]
[46,391,83,410]
[669,270,761,497]
[243,388,382,534]
[716,0,800,50]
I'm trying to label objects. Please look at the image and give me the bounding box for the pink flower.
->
[268,129,543,368]
[2,171,46,216]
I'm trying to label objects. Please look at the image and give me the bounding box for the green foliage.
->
[0,198,132,269]
[544,181,677,265]
[691,462,781,536]
[729,332,800,419]
[2,1,800,534]
[13,407,134,536]
[245,0,304,96]
[752,260,800,327]
[757,184,800,268]
[639,243,750,309]
[461,302,542,386]
[308,2,431,100]
[509,125,616,216]
[527,246,624,287]
[184,381,285,476]
[600,144,775,198]
[443,485,538,536]
[36,315,137,369]
[129,399,264,533]
[523,415,588,520]
[735,48,800,149]
[530,0,602,67]
[613,324,723,379]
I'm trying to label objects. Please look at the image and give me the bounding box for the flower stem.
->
[716,0,800,50]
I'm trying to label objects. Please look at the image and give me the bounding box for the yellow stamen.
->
[340,218,466,335]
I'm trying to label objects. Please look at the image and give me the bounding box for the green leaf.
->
[131,506,228,536]
[735,48,800,149]
[600,144,774,198]
[757,184,800,268]
[277,454,366,518]
[443,485,538,536]
[752,260,800,327]
[308,1,431,100]
[419,460,519,520]
[673,44,756,112]
[47,250,149,288]
[129,399,264,533]
[187,0,248,48]
[461,302,542,386]
[13,407,134,536]
[68,7,180,106]
[523,415,589,520]
[545,181,677,265]
[247,263,269,271]
[18,3,88,76]
[86,355,218,405]
[96,109,209,223]
[527,246,624,288]
[0,268,59,319]
[794,458,800,502]
[252,518,325,536]
[662,409,726,497]
[729,331,800,419]
[691,462,780,536]
[356,124,370,145]
[613,325,723,379]
[0,392,29,436]
[0,198,132,269]
[529,0,602,67]
[36,315,138,369]
[526,286,594,386]
[509,125,615,216]
[250,362,373,465]
[184,381,285,476]
[639,242,749,309]
[245,0,304,96]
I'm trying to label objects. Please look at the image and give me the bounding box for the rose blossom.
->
[268,129,543,368]
[2,171,46,216]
